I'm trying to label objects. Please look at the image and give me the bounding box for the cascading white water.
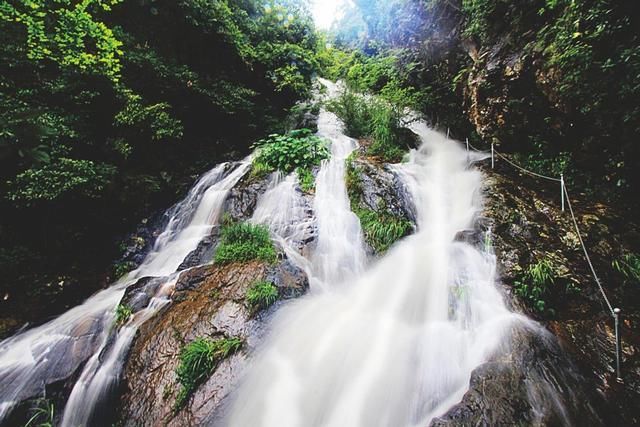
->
[311,108,367,285]
[226,109,522,426]
[0,159,250,424]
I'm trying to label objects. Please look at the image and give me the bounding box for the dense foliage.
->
[0,0,320,331]
[326,0,639,210]
[214,222,277,265]
[252,128,329,174]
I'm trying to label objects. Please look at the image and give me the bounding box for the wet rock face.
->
[224,174,271,222]
[431,324,613,426]
[443,164,640,425]
[357,159,416,223]
[117,257,308,427]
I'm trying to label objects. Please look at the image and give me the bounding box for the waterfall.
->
[225,102,522,427]
[0,159,251,424]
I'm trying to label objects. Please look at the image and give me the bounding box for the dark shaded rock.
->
[224,175,271,222]
[357,160,414,221]
[177,230,221,271]
[473,165,640,425]
[122,276,169,312]
[432,323,614,426]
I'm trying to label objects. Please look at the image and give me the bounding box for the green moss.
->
[245,280,279,313]
[173,336,242,411]
[214,222,277,265]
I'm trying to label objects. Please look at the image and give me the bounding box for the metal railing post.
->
[466,137,469,152]
[614,308,623,382]
[447,128,450,139]
[561,173,565,212]
[491,143,495,169]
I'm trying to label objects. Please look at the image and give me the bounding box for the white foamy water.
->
[0,159,250,424]
[226,103,521,426]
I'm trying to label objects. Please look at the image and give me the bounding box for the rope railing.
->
[454,131,624,382]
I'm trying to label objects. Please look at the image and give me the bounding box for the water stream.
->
[225,110,521,427]
[1,81,527,427]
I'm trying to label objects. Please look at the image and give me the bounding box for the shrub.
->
[327,89,407,163]
[514,258,556,312]
[214,222,277,265]
[114,304,133,326]
[251,128,329,175]
[612,253,640,286]
[174,336,242,411]
[245,280,279,312]
[296,167,315,193]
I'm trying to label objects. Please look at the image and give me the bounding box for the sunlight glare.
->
[312,0,347,29]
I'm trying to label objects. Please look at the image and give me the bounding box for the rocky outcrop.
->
[435,162,640,425]
[117,256,308,427]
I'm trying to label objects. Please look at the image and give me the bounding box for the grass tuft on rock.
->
[214,222,276,265]
[174,336,242,411]
[246,280,278,313]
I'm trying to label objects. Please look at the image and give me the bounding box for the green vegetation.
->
[327,90,407,163]
[174,336,242,411]
[345,153,412,253]
[246,280,279,313]
[24,398,54,427]
[514,258,557,313]
[252,128,329,175]
[1,0,322,329]
[214,222,277,265]
[114,304,133,326]
[612,253,640,286]
[356,209,413,253]
[296,167,316,193]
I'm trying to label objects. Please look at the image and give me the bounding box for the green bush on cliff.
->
[327,90,406,163]
[246,280,279,313]
[251,129,329,175]
[214,222,277,265]
[174,336,242,411]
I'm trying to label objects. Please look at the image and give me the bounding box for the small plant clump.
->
[251,128,329,177]
[214,222,277,265]
[114,304,133,326]
[174,336,243,411]
[612,253,640,286]
[246,280,279,313]
[357,209,413,253]
[24,398,55,427]
[514,258,557,313]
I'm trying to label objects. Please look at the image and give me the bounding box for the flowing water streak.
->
[0,159,251,424]
[311,108,367,285]
[226,121,522,426]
